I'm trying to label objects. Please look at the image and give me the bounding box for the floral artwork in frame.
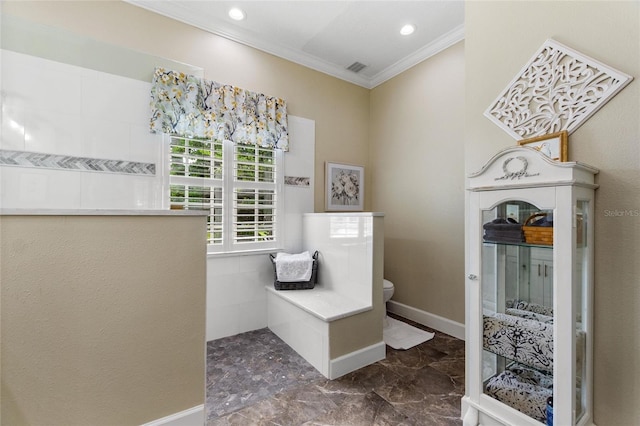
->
[518,130,568,162]
[325,162,364,211]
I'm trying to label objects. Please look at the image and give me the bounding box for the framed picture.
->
[518,130,568,161]
[325,162,364,211]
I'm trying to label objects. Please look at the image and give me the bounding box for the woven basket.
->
[269,251,319,290]
[523,213,553,245]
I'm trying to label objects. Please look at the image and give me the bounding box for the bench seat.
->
[265,284,371,322]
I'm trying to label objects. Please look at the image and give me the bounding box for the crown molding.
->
[126,1,464,89]
[369,24,465,88]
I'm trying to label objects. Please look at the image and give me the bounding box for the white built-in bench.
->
[266,213,386,379]
[265,286,371,322]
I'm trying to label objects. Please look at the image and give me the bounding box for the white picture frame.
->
[325,162,364,211]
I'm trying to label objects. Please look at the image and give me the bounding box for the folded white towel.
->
[275,251,313,282]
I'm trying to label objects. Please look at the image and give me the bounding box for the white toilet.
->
[383,279,395,327]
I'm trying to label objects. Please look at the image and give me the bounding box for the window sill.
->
[207,248,283,258]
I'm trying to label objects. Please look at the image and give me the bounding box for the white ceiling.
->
[126,1,465,88]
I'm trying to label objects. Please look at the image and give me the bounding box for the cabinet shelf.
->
[483,240,553,250]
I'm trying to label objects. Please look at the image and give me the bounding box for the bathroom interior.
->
[1,2,639,426]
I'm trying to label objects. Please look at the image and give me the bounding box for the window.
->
[168,136,282,253]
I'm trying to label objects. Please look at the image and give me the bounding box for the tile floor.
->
[206,313,465,425]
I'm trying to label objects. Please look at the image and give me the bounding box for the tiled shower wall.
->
[0,49,316,342]
[0,49,165,209]
[206,116,315,341]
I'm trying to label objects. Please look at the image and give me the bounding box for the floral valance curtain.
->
[150,67,288,151]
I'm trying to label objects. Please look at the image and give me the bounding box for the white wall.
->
[0,49,165,210]
[303,213,374,305]
[206,116,315,341]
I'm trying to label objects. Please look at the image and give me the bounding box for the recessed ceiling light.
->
[400,24,415,36]
[228,7,246,21]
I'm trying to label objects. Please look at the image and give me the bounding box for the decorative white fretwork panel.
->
[485,39,633,140]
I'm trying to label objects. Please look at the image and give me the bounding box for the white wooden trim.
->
[387,300,465,341]
[140,405,204,426]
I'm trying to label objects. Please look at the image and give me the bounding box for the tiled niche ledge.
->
[0,209,208,216]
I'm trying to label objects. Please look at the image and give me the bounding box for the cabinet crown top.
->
[467,146,599,191]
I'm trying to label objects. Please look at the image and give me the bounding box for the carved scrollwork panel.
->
[485,39,633,140]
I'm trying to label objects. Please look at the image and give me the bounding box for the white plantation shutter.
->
[231,144,278,248]
[169,136,282,252]
[233,189,276,243]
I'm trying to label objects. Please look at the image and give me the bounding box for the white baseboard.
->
[141,405,204,426]
[329,341,386,379]
[387,300,465,340]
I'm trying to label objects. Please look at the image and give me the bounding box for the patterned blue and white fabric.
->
[505,308,554,324]
[483,313,554,373]
[506,299,554,317]
[485,364,552,422]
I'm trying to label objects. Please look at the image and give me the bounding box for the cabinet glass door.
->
[481,200,554,422]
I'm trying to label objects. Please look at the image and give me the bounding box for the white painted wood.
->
[464,147,598,425]
[529,248,553,307]
[485,39,633,139]
[461,397,479,426]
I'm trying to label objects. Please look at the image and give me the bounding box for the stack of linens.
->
[483,218,523,243]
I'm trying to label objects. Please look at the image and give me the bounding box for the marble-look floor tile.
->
[207,328,323,420]
[304,391,416,426]
[213,383,338,426]
[207,316,465,425]
[374,365,462,418]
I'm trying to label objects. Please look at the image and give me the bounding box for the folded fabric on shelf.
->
[506,299,554,317]
[274,251,313,282]
[506,308,554,324]
[483,218,524,243]
[485,364,552,422]
[483,312,554,373]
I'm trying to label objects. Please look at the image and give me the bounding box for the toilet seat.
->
[383,279,394,290]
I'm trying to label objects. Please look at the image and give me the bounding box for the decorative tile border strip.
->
[284,176,310,187]
[0,150,155,175]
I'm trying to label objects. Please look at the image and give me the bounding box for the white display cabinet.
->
[462,146,598,426]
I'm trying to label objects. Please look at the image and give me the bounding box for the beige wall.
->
[2,0,371,213]
[370,41,466,324]
[0,215,206,425]
[465,2,640,424]
[6,0,638,423]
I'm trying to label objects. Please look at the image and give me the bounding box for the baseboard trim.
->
[141,404,204,426]
[329,341,386,379]
[387,300,465,340]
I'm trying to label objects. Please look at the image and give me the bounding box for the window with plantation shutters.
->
[233,144,278,246]
[168,136,282,253]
